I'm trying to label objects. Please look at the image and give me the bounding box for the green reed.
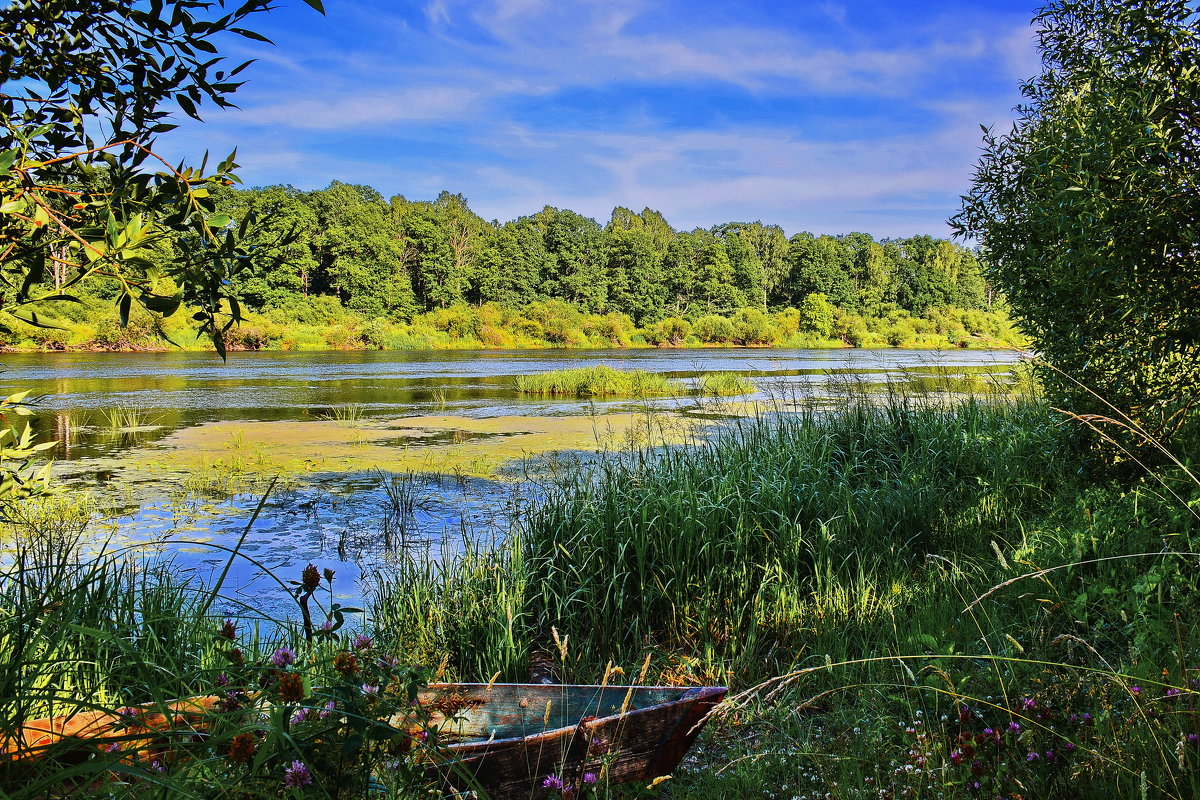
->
[371,396,1072,682]
[514,365,755,400]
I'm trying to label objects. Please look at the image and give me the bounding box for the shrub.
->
[731,308,777,346]
[692,315,736,344]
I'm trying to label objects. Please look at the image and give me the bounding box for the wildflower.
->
[1129,685,1142,696]
[279,672,306,703]
[542,773,564,790]
[583,772,598,785]
[283,760,314,789]
[1064,742,1076,752]
[1007,722,1020,734]
[1044,750,1056,763]
[1021,698,1036,711]
[271,646,296,669]
[323,567,336,583]
[104,742,120,753]
[360,683,380,697]
[215,672,230,687]
[319,700,336,719]
[333,650,358,676]
[226,648,245,665]
[1189,733,1199,745]
[1081,713,1093,724]
[321,619,335,633]
[147,758,165,773]
[290,708,309,725]
[950,749,964,766]
[301,563,321,591]
[1166,688,1182,697]
[1026,751,1039,762]
[219,619,237,640]
[228,732,256,764]
[351,634,373,651]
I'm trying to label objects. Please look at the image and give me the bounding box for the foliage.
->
[953,0,1200,444]
[0,0,321,355]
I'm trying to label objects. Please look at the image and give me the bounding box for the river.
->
[0,347,1022,620]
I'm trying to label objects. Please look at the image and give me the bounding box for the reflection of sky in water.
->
[0,347,1021,619]
[99,472,536,622]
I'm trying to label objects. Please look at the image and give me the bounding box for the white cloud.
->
[241,87,483,129]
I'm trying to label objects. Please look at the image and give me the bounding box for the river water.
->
[0,347,1021,621]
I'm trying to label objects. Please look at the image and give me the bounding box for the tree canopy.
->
[953,0,1200,443]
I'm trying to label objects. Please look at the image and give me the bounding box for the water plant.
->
[319,403,366,427]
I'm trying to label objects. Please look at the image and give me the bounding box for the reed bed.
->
[513,365,754,399]
[372,397,1073,679]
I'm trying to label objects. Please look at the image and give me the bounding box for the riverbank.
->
[4,391,1196,798]
[0,296,1026,354]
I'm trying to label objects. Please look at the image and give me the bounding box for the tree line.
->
[211,182,993,325]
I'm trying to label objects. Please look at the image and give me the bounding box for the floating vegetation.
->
[514,366,754,399]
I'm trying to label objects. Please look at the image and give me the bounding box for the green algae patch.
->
[125,413,706,480]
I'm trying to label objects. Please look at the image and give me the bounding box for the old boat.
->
[2,683,726,797]
[418,683,727,798]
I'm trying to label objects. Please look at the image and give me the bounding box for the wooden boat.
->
[418,683,727,798]
[1,683,726,797]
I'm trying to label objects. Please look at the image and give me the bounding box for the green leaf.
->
[0,149,17,177]
[301,0,326,13]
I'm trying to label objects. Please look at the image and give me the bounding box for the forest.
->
[5,182,1017,352]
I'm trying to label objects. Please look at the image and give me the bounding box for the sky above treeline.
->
[161,0,1044,239]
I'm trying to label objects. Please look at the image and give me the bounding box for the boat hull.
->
[419,684,727,799]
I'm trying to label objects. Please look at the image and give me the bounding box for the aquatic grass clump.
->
[514,366,755,399]
[101,405,157,431]
[695,371,754,397]
[514,366,675,398]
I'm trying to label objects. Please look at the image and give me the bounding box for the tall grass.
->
[368,395,1200,797]
[371,397,1072,681]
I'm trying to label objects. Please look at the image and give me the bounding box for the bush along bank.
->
[0,294,1026,353]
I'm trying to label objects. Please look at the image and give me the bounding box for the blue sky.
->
[160,0,1044,239]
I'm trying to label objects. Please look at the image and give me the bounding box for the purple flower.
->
[1007,722,1021,733]
[148,758,165,773]
[360,683,380,697]
[271,646,296,669]
[1021,698,1036,711]
[283,760,313,789]
[1129,685,1142,696]
[1044,750,1056,763]
[950,749,964,766]
[215,672,230,687]
[1166,688,1181,697]
[351,634,373,651]
[1081,713,1092,724]
[542,773,564,790]
[1189,733,1199,745]
[320,620,335,632]
[1065,742,1076,752]
[290,708,309,725]
[105,742,121,753]
[583,772,598,785]
[1026,751,1040,762]
[982,727,994,736]
[319,700,336,719]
